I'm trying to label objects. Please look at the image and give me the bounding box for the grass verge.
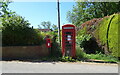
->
[85,53,119,63]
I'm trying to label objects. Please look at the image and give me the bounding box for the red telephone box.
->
[62,24,76,57]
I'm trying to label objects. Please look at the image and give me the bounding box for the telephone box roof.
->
[62,24,75,27]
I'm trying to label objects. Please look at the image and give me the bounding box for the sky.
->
[8,1,76,28]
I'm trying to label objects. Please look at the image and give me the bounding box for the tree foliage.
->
[40,21,51,29]
[1,0,44,46]
[38,21,51,29]
[67,1,120,27]
[0,0,13,17]
[38,21,58,30]
[52,24,58,31]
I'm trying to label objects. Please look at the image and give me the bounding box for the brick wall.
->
[2,44,49,60]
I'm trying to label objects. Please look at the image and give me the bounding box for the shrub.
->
[2,14,44,46]
[76,32,102,54]
[51,35,62,57]
[60,56,76,62]
[76,46,86,59]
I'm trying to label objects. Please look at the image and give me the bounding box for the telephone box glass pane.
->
[65,32,72,34]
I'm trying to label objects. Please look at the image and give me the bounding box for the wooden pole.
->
[57,0,61,45]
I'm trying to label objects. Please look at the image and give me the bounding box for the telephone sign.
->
[62,24,76,57]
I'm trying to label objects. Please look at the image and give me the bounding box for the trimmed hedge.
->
[2,27,44,46]
[2,14,44,46]
[95,14,119,57]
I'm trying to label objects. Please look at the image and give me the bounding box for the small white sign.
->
[64,27,74,29]
[48,43,50,46]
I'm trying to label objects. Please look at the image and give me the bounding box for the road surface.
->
[1,61,118,73]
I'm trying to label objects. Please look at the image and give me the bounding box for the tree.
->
[0,0,12,35]
[67,2,93,27]
[39,21,51,29]
[1,0,43,46]
[67,1,120,27]
[52,24,58,31]
[89,2,120,18]
[0,0,30,29]
[38,21,58,30]
[0,0,14,17]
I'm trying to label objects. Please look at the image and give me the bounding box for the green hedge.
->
[2,28,44,46]
[95,16,110,44]
[108,14,119,57]
[2,14,44,46]
[95,14,119,57]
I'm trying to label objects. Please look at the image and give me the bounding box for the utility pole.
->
[57,0,61,45]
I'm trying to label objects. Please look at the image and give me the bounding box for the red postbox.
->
[46,38,51,48]
[62,24,76,57]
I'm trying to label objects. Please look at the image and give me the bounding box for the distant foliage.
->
[39,21,51,29]
[38,21,58,31]
[67,1,120,27]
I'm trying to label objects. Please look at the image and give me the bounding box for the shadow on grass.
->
[1,56,118,64]
[2,56,62,64]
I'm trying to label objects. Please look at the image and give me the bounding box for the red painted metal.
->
[62,24,76,57]
[46,38,51,48]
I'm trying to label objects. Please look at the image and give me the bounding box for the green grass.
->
[75,46,118,63]
[85,53,119,63]
[19,53,119,63]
